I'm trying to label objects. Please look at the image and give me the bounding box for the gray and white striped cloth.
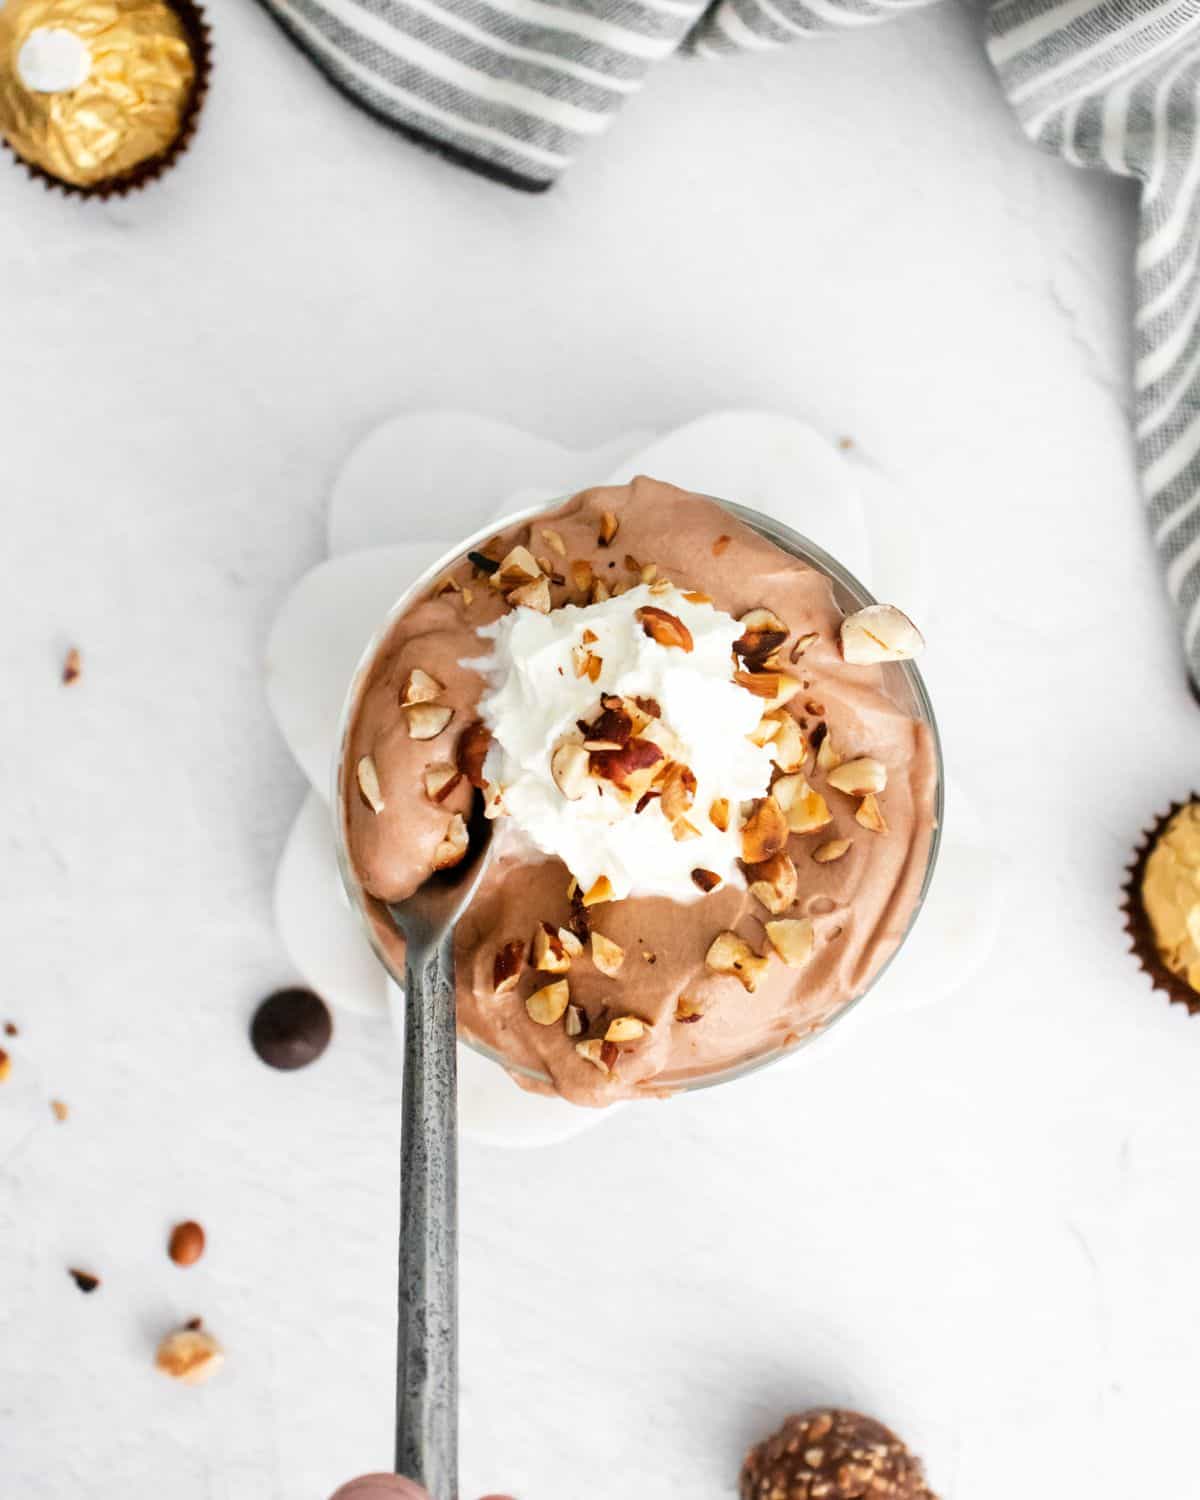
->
[258,0,1200,694]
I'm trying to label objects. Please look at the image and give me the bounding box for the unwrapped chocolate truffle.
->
[740,1409,936,1500]
[0,0,208,193]
[1123,796,1200,1014]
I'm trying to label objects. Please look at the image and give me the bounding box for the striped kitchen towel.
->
[258,0,1200,694]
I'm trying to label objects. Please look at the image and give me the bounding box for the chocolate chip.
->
[68,1268,99,1293]
[3,1021,17,1037]
[250,988,332,1071]
[467,550,499,576]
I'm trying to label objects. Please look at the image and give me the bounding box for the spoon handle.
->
[396,935,459,1500]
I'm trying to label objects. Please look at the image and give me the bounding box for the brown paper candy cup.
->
[1,0,211,199]
[1121,794,1200,1016]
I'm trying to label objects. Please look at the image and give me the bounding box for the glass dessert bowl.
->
[334,479,943,1106]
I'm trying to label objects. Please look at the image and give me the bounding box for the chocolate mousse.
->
[342,477,939,1106]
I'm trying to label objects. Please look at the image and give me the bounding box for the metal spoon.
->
[388,796,494,1500]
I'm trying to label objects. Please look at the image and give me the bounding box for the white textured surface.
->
[2,2,1195,1498]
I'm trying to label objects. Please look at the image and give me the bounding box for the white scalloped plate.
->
[266,410,1003,1147]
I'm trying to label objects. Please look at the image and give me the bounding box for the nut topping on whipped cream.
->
[473,581,783,903]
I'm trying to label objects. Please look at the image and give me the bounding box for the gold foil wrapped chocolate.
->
[0,0,207,192]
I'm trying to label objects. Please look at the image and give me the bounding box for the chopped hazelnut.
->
[591,932,625,977]
[827,758,888,796]
[401,667,444,706]
[423,764,461,803]
[659,763,697,822]
[589,738,664,794]
[575,1037,616,1073]
[541,527,566,556]
[856,793,889,833]
[598,511,620,546]
[356,755,385,813]
[748,715,782,748]
[496,545,541,589]
[558,927,585,959]
[709,797,731,832]
[525,979,570,1026]
[790,632,819,660]
[551,741,590,801]
[840,604,925,664]
[741,796,789,863]
[812,838,852,864]
[747,851,798,915]
[404,703,454,741]
[533,922,571,973]
[493,939,526,995]
[605,1015,647,1042]
[691,868,722,893]
[705,931,770,992]
[773,775,833,834]
[432,813,469,870]
[735,671,803,711]
[155,1325,224,1385]
[764,917,816,968]
[814,724,841,773]
[770,714,807,773]
[636,606,694,653]
[734,608,788,669]
[581,875,613,907]
[508,576,552,613]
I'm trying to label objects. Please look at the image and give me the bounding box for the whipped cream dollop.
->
[473,583,775,901]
